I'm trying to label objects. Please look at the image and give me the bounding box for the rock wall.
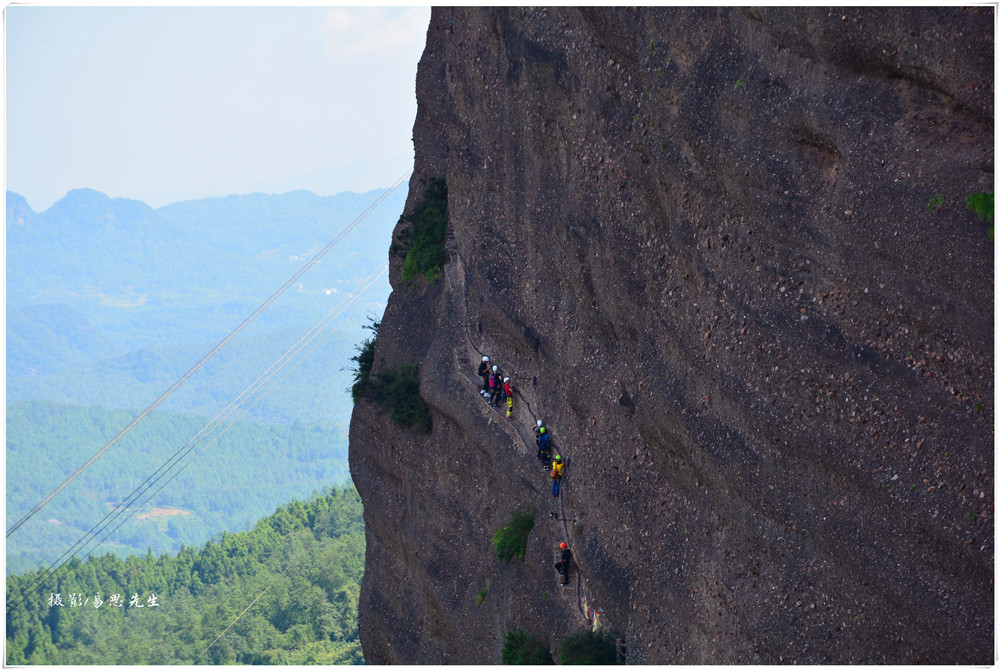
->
[349,7,993,664]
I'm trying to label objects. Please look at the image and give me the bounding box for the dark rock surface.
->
[350,7,993,664]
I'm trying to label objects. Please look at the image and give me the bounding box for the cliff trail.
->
[350,7,993,664]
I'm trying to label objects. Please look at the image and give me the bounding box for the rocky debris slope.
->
[350,7,993,664]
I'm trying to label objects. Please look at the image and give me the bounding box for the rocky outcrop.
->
[349,7,993,664]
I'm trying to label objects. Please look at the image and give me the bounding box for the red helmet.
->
[560,542,567,549]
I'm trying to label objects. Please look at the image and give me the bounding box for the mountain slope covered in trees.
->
[6,401,350,575]
[7,186,400,575]
[6,484,364,665]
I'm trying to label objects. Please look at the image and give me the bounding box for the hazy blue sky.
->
[6,5,431,211]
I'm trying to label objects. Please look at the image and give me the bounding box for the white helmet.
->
[483,356,489,362]
[537,420,543,427]
[492,365,498,372]
[504,377,510,383]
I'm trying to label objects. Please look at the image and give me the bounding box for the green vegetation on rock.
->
[558,629,618,664]
[393,177,448,284]
[965,191,993,222]
[349,319,379,403]
[492,509,535,564]
[965,191,994,237]
[362,363,432,432]
[502,629,553,664]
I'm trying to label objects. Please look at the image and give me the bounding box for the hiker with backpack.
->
[551,454,564,497]
[537,427,551,467]
[489,366,503,407]
[554,542,572,585]
[478,356,491,399]
[503,377,514,420]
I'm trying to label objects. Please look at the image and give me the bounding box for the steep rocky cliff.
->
[349,7,993,664]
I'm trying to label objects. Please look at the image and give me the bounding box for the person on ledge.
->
[503,377,514,420]
[489,366,503,407]
[537,427,551,467]
[554,542,572,585]
[551,454,564,497]
[478,356,491,399]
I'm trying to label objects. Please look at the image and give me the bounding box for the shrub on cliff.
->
[365,363,432,433]
[502,629,553,664]
[393,177,448,284]
[492,508,535,563]
[349,318,379,403]
[557,630,618,664]
[966,191,994,238]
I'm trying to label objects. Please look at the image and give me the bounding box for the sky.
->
[5,4,431,211]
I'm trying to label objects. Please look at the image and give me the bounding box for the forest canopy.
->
[6,484,365,665]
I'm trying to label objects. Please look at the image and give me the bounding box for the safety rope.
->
[449,221,542,427]
[445,220,590,624]
[6,172,409,540]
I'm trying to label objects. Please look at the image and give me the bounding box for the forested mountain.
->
[8,326,358,425]
[6,484,364,664]
[7,304,116,378]
[7,401,349,575]
[7,186,400,578]
[7,187,401,362]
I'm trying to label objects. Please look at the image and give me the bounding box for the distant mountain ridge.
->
[8,325,359,425]
[6,191,36,227]
[7,186,403,387]
[6,184,401,575]
[7,187,399,306]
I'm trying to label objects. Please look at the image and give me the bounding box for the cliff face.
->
[349,7,993,664]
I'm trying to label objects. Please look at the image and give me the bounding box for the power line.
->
[79,263,388,563]
[6,171,409,539]
[204,562,293,657]
[7,263,388,610]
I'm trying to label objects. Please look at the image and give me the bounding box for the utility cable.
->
[204,561,293,657]
[7,263,387,610]
[77,263,388,563]
[6,171,409,539]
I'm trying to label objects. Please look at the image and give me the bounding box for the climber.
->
[478,356,491,399]
[503,377,514,420]
[554,541,572,585]
[536,427,551,466]
[489,366,503,408]
[487,365,499,405]
[533,419,544,440]
[551,454,564,497]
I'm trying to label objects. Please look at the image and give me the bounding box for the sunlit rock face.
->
[350,7,993,664]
